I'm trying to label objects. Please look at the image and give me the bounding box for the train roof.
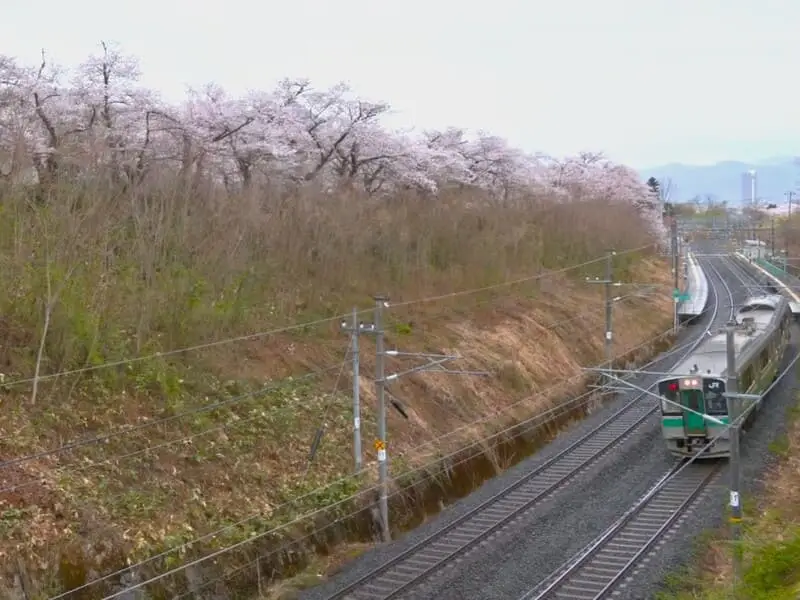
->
[668,294,789,379]
[738,295,785,313]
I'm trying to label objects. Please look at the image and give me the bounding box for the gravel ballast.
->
[609,256,800,600]
[300,253,791,600]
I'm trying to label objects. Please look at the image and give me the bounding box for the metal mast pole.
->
[373,295,391,542]
[725,320,742,589]
[672,218,679,334]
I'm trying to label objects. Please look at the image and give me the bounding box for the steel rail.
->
[323,258,729,600]
[518,257,747,600]
[522,461,721,600]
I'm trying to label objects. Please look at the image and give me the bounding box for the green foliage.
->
[741,529,800,599]
[392,321,413,336]
[768,434,790,456]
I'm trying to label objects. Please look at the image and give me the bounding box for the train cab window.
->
[658,380,682,414]
[705,389,727,415]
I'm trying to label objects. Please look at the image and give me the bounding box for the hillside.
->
[0,44,674,599]
[642,157,798,204]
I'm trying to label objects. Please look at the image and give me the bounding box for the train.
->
[657,293,793,459]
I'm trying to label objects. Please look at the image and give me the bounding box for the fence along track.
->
[523,461,721,600]
[322,261,728,600]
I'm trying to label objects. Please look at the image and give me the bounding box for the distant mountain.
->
[640,157,799,205]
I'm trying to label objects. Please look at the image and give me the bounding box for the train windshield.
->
[658,379,681,414]
[704,378,727,415]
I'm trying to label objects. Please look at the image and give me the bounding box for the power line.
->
[91,329,686,600]
[6,293,655,489]
[28,246,664,591]
[0,362,344,473]
[395,324,687,464]
[0,366,357,498]
[389,243,655,309]
[50,322,683,599]
[0,313,370,390]
[303,347,352,478]
[0,245,654,391]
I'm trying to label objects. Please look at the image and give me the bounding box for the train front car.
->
[659,293,792,460]
[658,376,730,458]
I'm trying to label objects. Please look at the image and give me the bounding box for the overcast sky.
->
[2,0,797,169]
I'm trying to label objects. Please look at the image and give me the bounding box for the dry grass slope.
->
[0,177,674,598]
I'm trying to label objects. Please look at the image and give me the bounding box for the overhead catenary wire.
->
[0,363,356,497]
[36,246,676,596]
[0,362,345,473]
[1,243,655,390]
[122,302,760,600]
[50,322,686,600]
[304,346,352,477]
[0,313,372,390]
[389,243,655,309]
[94,327,720,600]
[1,292,657,490]
[393,324,691,464]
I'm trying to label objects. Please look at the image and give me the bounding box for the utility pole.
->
[771,214,776,258]
[373,295,390,543]
[370,295,489,542]
[604,251,614,377]
[725,320,743,590]
[340,308,376,473]
[786,191,794,260]
[671,219,680,334]
[586,250,616,388]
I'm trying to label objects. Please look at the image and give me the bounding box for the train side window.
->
[706,390,727,415]
[740,367,753,391]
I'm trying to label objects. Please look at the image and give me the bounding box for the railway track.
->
[722,254,765,292]
[321,259,732,600]
[515,256,761,600]
[520,461,722,600]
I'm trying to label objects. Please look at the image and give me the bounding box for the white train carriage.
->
[677,251,710,322]
[657,294,792,459]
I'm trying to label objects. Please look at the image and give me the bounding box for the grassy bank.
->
[0,178,673,598]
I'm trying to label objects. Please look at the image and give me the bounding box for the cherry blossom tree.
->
[0,43,666,245]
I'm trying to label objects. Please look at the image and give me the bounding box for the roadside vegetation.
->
[0,43,674,598]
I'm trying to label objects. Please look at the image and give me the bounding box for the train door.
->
[681,389,706,436]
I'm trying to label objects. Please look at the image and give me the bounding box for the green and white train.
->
[657,294,793,459]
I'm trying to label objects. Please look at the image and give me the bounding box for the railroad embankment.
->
[658,390,800,600]
[0,184,674,599]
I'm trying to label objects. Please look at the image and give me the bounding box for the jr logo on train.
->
[656,294,792,459]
